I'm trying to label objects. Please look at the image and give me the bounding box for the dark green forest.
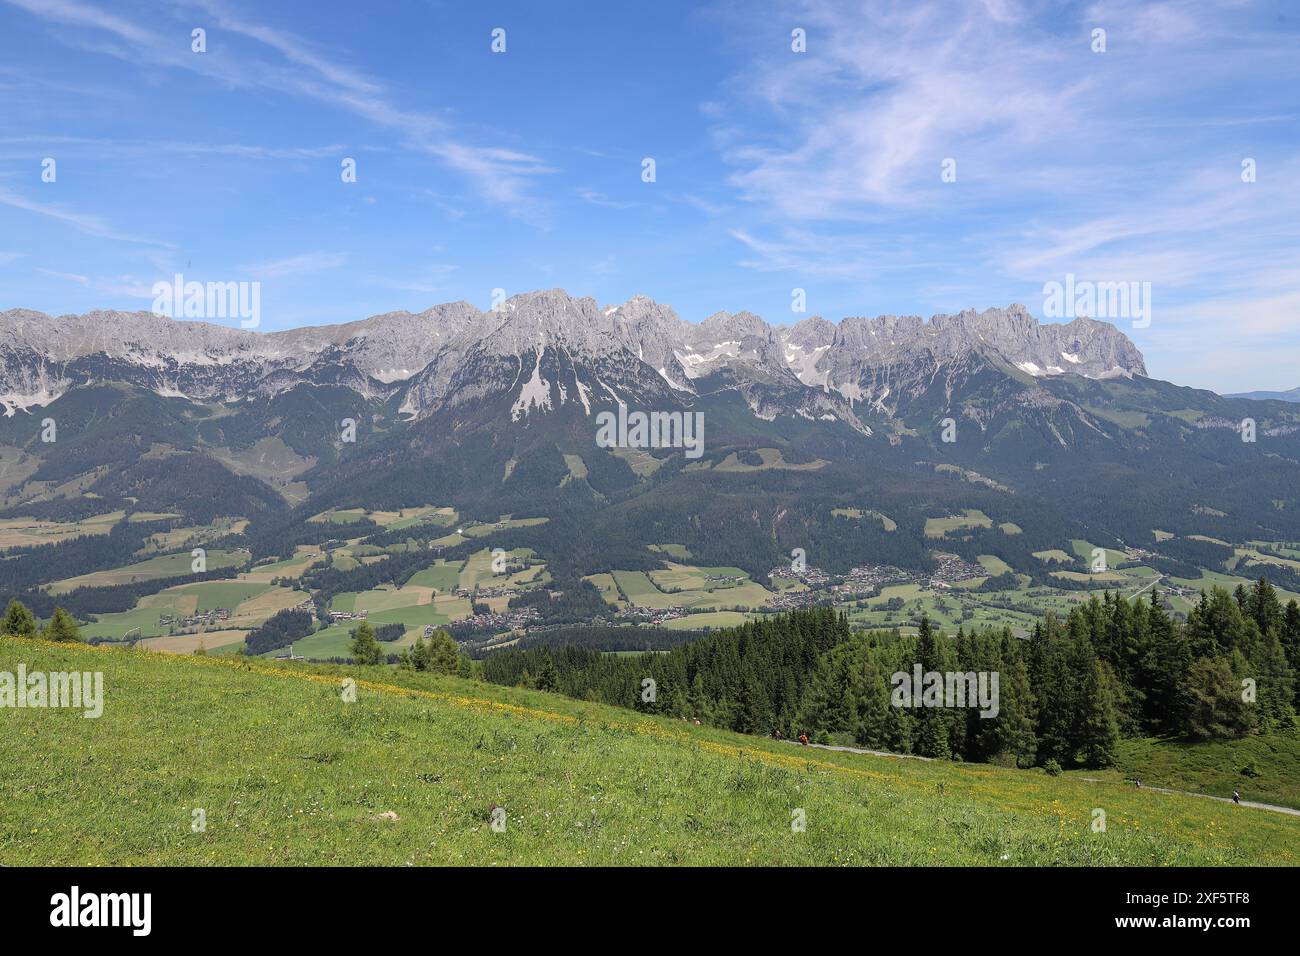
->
[482,580,1300,770]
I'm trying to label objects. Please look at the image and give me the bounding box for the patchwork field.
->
[137,630,248,654]
[277,598,471,660]
[406,560,463,591]
[0,510,123,550]
[711,448,829,472]
[832,508,898,531]
[309,505,456,529]
[607,565,775,611]
[242,548,325,582]
[79,581,308,641]
[1069,540,1128,569]
[140,517,249,554]
[924,509,992,538]
[47,548,250,593]
[610,447,667,476]
[661,610,750,630]
[457,548,541,591]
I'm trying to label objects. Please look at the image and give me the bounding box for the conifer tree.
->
[43,607,83,643]
[977,649,1037,767]
[427,629,460,674]
[2,599,37,638]
[1073,655,1120,768]
[535,655,560,692]
[349,621,383,665]
[1185,655,1255,739]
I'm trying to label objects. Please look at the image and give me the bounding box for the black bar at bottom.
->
[0,865,1280,942]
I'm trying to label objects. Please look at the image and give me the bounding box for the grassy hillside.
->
[2,636,1298,866]
[1075,736,1300,812]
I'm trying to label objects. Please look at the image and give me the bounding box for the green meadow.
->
[2,636,1297,866]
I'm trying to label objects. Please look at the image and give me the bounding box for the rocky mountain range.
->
[0,290,1147,425]
[1227,386,1300,403]
[3,286,1300,604]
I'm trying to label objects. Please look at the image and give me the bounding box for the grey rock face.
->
[0,292,1145,420]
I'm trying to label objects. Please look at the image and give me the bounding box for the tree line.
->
[481,581,1300,770]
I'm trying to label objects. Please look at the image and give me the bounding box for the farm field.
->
[243,549,324,582]
[406,560,463,591]
[608,566,775,611]
[79,581,308,641]
[138,630,248,654]
[460,516,549,538]
[308,505,456,529]
[831,508,899,532]
[609,447,666,476]
[662,610,750,630]
[47,548,250,593]
[649,543,692,559]
[140,517,249,554]
[457,548,541,591]
[1069,540,1128,569]
[711,448,828,472]
[0,510,124,550]
[924,509,993,538]
[837,578,1162,635]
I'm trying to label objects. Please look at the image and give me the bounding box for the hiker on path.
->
[1233,790,1241,804]
[798,733,809,746]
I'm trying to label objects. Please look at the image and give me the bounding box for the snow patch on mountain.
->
[511,347,553,421]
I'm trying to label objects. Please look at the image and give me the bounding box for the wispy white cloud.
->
[2,0,554,209]
[364,263,458,296]
[706,0,1300,389]
[35,266,154,297]
[717,0,1093,218]
[0,185,173,247]
[0,135,351,163]
[578,188,643,211]
[240,251,349,280]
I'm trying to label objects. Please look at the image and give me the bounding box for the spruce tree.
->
[1073,656,1120,768]
[1281,600,1300,707]
[1141,592,1193,735]
[349,622,383,665]
[2,599,37,638]
[1185,655,1255,739]
[43,607,83,643]
[427,630,460,674]
[977,650,1037,767]
[535,656,560,693]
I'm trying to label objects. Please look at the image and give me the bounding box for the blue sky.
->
[1,0,1298,392]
